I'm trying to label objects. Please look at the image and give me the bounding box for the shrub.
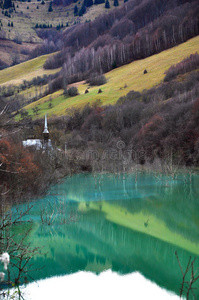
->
[87,74,107,86]
[67,86,79,96]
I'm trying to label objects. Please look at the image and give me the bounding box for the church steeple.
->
[43,113,49,141]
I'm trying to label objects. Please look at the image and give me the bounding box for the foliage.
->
[3,0,12,9]
[86,74,107,86]
[105,0,110,9]
[48,1,53,11]
[164,52,199,82]
[74,4,78,15]
[94,0,104,4]
[0,138,40,196]
[66,86,79,96]
[78,3,86,16]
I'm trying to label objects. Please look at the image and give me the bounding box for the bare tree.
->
[175,251,199,300]
[0,203,42,299]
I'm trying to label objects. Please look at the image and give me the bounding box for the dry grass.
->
[0,52,61,86]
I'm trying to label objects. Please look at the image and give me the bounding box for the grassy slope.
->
[23,35,199,119]
[0,52,60,86]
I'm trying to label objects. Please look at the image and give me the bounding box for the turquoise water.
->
[9,172,199,298]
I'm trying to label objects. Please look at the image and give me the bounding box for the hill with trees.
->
[41,52,199,169]
[43,0,199,84]
[0,0,125,67]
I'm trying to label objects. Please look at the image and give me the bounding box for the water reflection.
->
[12,172,199,299]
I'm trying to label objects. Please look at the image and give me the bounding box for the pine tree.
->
[86,0,93,7]
[105,0,110,8]
[113,0,118,6]
[48,1,53,11]
[94,0,104,4]
[79,4,86,16]
[74,4,78,15]
[3,0,12,9]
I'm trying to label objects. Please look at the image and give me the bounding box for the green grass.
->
[0,53,60,86]
[22,35,199,119]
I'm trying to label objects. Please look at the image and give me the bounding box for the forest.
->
[40,0,199,85]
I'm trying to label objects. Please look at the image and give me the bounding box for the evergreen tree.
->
[105,0,110,8]
[3,0,12,9]
[74,4,78,15]
[94,0,104,4]
[78,3,86,16]
[86,0,93,7]
[48,1,53,11]
[113,0,118,6]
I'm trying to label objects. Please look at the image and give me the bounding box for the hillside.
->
[1,0,198,69]
[44,0,199,74]
[0,0,122,66]
[0,52,60,85]
[11,47,198,170]
[0,0,118,43]
[14,35,199,119]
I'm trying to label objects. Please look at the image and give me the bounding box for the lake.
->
[8,171,199,299]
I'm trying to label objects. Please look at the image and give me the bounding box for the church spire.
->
[43,113,49,141]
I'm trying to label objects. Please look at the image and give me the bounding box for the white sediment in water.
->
[17,270,180,300]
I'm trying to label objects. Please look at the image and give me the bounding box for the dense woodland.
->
[41,0,199,85]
